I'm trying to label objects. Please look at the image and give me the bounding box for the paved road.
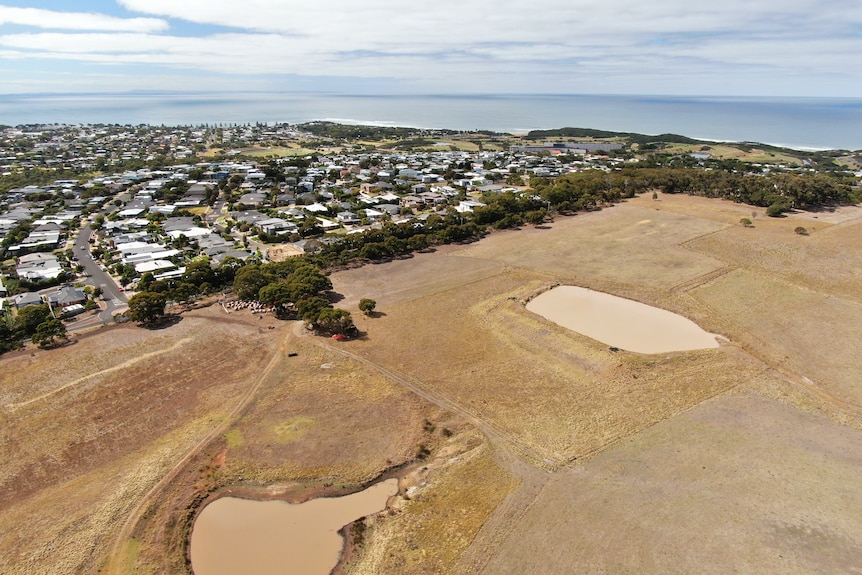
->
[204,199,226,227]
[71,223,128,327]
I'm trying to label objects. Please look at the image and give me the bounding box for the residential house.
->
[45,285,86,308]
[336,211,360,225]
[16,253,63,281]
[258,218,298,237]
[12,291,43,309]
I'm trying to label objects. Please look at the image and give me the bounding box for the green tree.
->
[233,265,272,300]
[170,282,198,305]
[313,307,354,335]
[15,304,51,338]
[137,272,154,292]
[127,292,167,325]
[0,322,20,354]
[258,282,295,307]
[524,209,547,226]
[182,259,215,288]
[766,197,792,217]
[31,319,68,348]
[358,298,377,315]
[295,296,331,322]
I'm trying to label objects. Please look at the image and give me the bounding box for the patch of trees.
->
[0,167,83,195]
[625,167,858,215]
[0,304,68,353]
[306,212,487,268]
[298,122,422,141]
[530,170,642,213]
[155,179,189,203]
[233,258,355,335]
[139,257,242,304]
[524,127,701,146]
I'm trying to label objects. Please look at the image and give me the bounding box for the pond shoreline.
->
[526,285,721,354]
[187,459,414,575]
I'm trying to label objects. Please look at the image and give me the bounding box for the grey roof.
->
[163,216,196,232]
[47,286,86,306]
[12,292,43,308]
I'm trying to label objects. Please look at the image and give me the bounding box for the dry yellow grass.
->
[693,269,862,406]
[343,264,760,466]
[216,340,439,483]
[352,432,518,575]
[6,192,862,575]
[0,309,283,573]
[482,394,862,575]
[453,204,727,289]
[660,142,803,165]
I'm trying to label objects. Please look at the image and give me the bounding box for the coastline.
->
[1,92,860,150]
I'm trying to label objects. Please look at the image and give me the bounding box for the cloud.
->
[0,5,167,33]
[0,1,859,95]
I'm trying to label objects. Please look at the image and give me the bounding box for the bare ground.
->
[4,194,862,574]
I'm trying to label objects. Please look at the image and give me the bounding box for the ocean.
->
[0,92,860,151]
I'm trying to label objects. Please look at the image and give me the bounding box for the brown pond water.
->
[526,286,719,354]
[190,478,398,575]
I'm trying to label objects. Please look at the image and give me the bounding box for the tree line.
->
[14,163,857,347]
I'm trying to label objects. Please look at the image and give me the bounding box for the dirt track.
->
[4,194,862,574]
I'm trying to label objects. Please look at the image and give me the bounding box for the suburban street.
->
[70,223,128,328]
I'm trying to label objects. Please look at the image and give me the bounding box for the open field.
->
[0,307,283,573]
[3,193,862,574]
[693,269,862,406]
[452,204,727,290]
[659,142,804,165]
[238,145,317,157]
[482,394,862,575]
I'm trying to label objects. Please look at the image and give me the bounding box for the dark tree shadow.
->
[326,291,345,304]
[141,313,183,330]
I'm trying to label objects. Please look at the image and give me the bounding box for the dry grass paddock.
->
[3,193,862,574]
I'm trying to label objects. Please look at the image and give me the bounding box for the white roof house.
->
[455,200,487,213]
[16,253,63,281]
[167,227,211,239]
[135,260,176,273]
[305,203,329,213]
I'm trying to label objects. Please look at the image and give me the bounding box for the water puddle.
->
[190,478,398,575]
[526,286,719,353]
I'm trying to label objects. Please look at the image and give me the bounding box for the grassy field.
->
[658,142,803,165]
[0,309,282,573]
[452,204,727,290]
[482,394,862,574]
[3,193,862,574]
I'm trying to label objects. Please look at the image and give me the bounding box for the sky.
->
[0,1,859,96]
